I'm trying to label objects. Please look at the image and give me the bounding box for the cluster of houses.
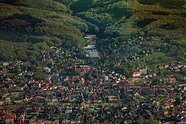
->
[1,61,186,123]
[0,110,25,124]
[0,35,186,123]
[132,68,148,77]
[158,62,186,72]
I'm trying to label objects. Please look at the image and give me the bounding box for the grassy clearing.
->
[143,52,165,60]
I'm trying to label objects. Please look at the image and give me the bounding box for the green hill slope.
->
[0,0,186,74]
[0,0,88,61]
[68,0,186,73]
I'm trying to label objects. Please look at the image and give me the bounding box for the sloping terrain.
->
[67,0,186,73]
[0,0,186,74]
[0,0,88,61]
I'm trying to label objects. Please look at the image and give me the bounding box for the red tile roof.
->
[133,72,140,74]
[5,114,16,119]
[0,110,6,114]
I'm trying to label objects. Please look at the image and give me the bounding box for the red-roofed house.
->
[3,114,16,124]
[132,72,141,77]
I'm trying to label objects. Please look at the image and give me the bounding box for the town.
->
[0,35,186,124]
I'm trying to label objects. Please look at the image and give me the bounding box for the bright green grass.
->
[141,52,176,67]
[143,52,165,60]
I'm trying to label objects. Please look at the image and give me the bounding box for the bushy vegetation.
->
[0,0,88,61]
[138,0,186,8]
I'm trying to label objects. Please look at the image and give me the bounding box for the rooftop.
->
[84,34,96,39]
[84,45,96,49]
[85,49,100,58]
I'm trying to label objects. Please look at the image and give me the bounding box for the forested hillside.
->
[0,0,88,61]
[0,0,186,75]
[66,0,186,74]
